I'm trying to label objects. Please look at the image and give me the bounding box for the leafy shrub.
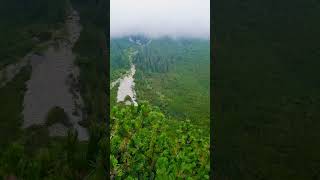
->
[45,106,72,127]
[37,31,52,42]
[124,95,133,103]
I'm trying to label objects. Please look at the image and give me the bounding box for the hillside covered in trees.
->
[134,38,210,128]
[110,36,210,178]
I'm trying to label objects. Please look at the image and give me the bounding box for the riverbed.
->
[116,64,137,106]
[22,7,88,140]
[111,50,138,106]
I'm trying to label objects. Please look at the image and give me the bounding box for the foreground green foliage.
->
[0,124,107,179]
[111,102,209,179]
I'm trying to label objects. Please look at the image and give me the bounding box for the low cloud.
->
[111,0,210,39]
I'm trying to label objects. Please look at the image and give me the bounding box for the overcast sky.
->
[110,0,210,39]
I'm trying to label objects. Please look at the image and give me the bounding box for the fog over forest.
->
[111,0,210,39]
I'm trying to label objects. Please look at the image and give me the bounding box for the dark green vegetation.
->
[0,65,31,148]
[110,37,210,178]
[214,0,320,179]
[111,102,209,179]
[124,95,133,103]
[110,83,119,110]
[110,35,151,82]
[0,127,107,179]
[110,37,135,81]
[0,0,108,178]
[134,38,210,128]
[111,37,210,128]
[45,106,72,127]
[72,0,108,126]
[0,0,67,69]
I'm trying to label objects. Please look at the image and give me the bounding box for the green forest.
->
[134,38,210,128]
[111,102,209,179]
[0,0,108,178]
[213,0,320,179]
[110,37,210,178]
[110,37,139,81]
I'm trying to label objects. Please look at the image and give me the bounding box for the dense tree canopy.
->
[111,102,210,179]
